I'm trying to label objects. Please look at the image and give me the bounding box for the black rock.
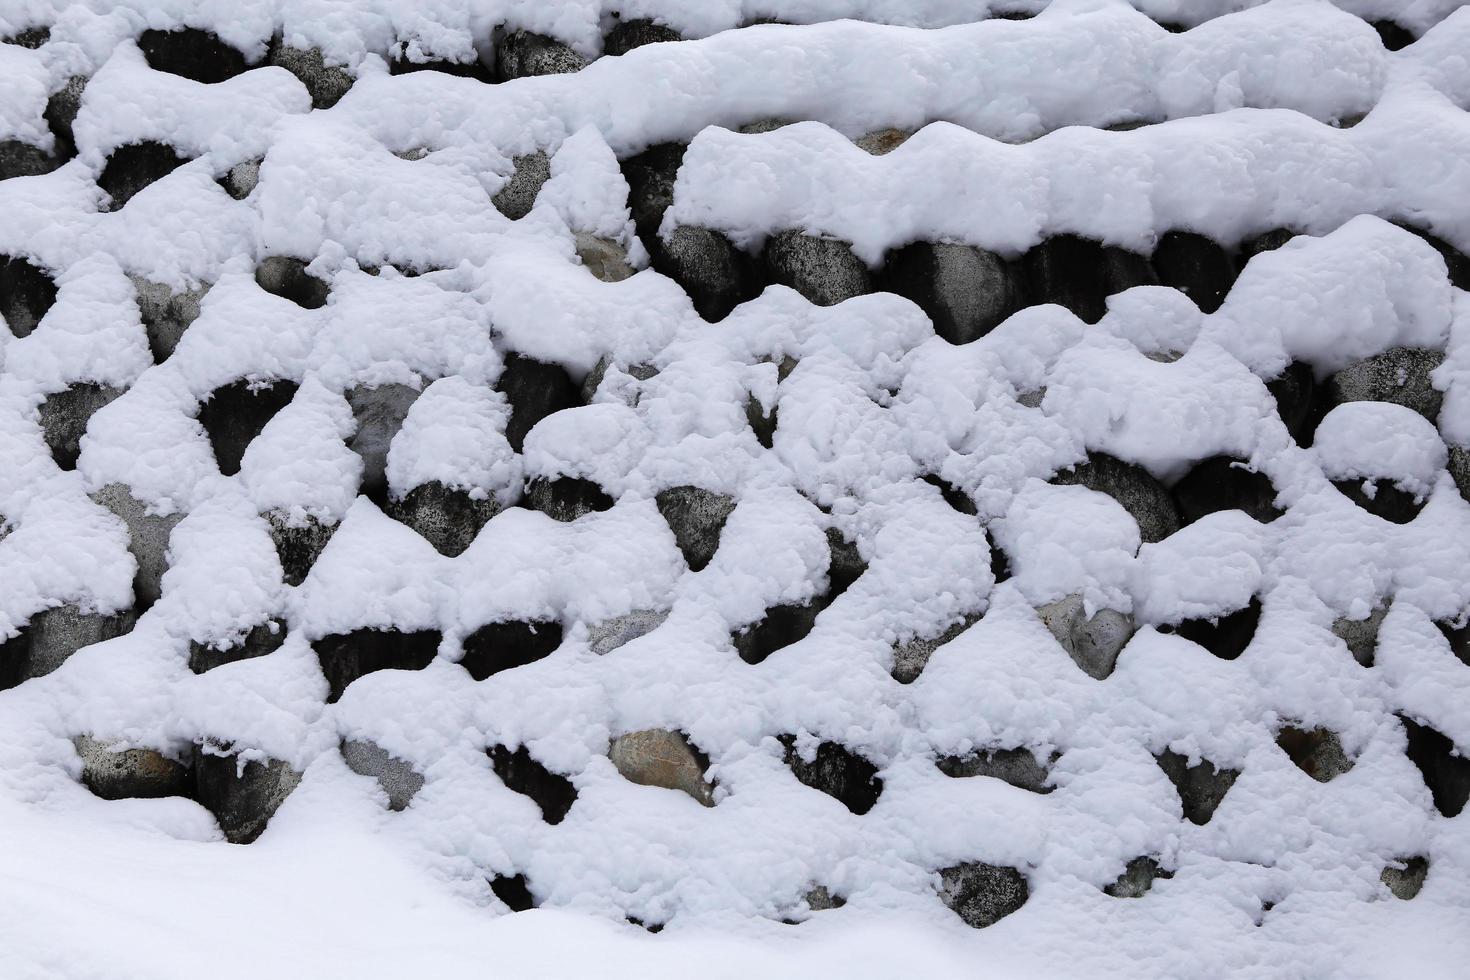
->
[344,382,419,505]
[879,242,1025,344]
[937,746,1057,794]
[389,43,491,81]
[192,743,300,844]
[1276,726,1354,783]
[498,353,581,453]
[2,26,50,48]
[460,619,563,681]
[99,141,191,210]
[1155,749,1240,825]
[937,862,1030,928]
[1050,453,1180,543]
[622,142,686,246]
[487,743,578,824]
[0,254,58,337]
[1265,361,1322,446]
[75,736,191,800]
[890,614,978,684]
[0,624,30,691]
[188,621,287,674]
[0,140,57,180]
[1438,618,1470,668]
[197,379,298,476]
[1172,456,1282,525]
[44,75,86,161]
[1395,225,1470,290]
[1238,228,1298,269]
[825,526,867,597]
[656,486,736,572]
[1103,856,1172,898]
[312,627,442,702]
[922,473,977,516]
[489,873,538,911]
[1325,347,1444,423]
[138,28,250,83]
[384,481,501,557]
[1332,478,1424,525]
[491,151,550,220]
[267,44,355,109]
[264,511,338,586]
[746,395,777,449]
[1022,235,1157,324]
[1151,231,1236,313]
[1372,21,1416,51]
[604,19,682,56]
[733,601,820,665]
[1164,597,1261,661]
[1399,714,1470,818]
[656,225,759,322]
[781,737,883,815]
[763,231,872,307]
[254,256,330,309]
[525,476,615,522]
[494,31,588,81]
[1381,856,1429,899]
[38,383,125,470]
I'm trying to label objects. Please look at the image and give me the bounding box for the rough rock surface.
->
[609,730,715,806]
[937,863,1030,929]
[762,231,872,307]
[1155,749,1240,825]
[385,481,500,557]
[39,384,124,471]
[341,739,424,811]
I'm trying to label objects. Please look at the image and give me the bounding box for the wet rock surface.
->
[1155,749,1240,825]
[489,873,538,911]
[1266,361,1321,446]
[460,619,563,681]
[341,739,424,811]
[733,601,820,665]
[657,225,757,321]
[1331,478,1424,525]
[0,140,58,180]
[781,737,882,814]
[488,743,578,823]
[609,729,715,806]
[312,628,442,702]
[937,862,1030,928]
[385,481,500,557]
[39,383,125,470]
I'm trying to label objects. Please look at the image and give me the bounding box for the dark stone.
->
[89,483,182,611]
[1372,21,1416,51]
[655,486,735,572]
[890,614,978,684]
[1050,453,1180,543]
[344,382,419,505]
[921,474,977,516]
[1266,361,1322,446]
[524,476,614,522]
[131,276,207,361]
[191,744,300,844]
[0,625,30,691]
[0,140,57,180]
[1332,478,1424,525]
[98,141,191,211]
[489,873,537,911]
[1238,228,1298,268]
[217,158,259,200]
[494,31,587,81]
[746,395,777,448]
[138,28,250,83]
[38,383,125,470]
[1163,597,1261,661]
[75,735,190,800]
[264,511,338,586]
[26,604,136,678]
[498,353,581,453]
[937,863,1029,928]
[460,619,563,681]
[491,151,550,220]
[1155,749,1240,825]
[733,601,820,665]
[312,628,442,703]
[1276,726,1354,783]
[825,527,866,597]
[197,379,298,476]
[1399,714,1470,818]
[1151,231,1236,313]
[389,42,491,81]
[340,739,423,811]
[937,746,1056,794]
[604,19,682,56]
[1438,618,1470,668]
[1325,347,1444,423]
[254,256,329,309]
[0,254,58,337]
[656,225,758,322]
[188,621,286,674]
[1395,225,1470,290]
[44,75,86,161]
[879,241,1024,344]
[762,231,872,307]
[3,26,50,47]
[1172,456,1283,525]
[1381,856,1429,899]
[627,917,664,934]
[1103,856,1172,898]
[384,481,500,557]
[622,142,686,246]
[1451,446,1470,506]
[1022,235,1158,324]
[781,737,882,815]
[487,743,578,824]
[267,44,354,109]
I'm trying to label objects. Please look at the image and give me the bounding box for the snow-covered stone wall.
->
[2,2,1469,978]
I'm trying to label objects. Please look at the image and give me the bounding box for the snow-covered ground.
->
[1,2,1469,978]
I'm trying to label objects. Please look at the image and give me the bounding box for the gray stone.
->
[880,242,1024,345]
[0,254,57,338]
[802,885,845,912]
[1103,856,1172,898]
[74,735,189,800]
[588,608,668,655]
[1155,749,1239,825]
[341,738,424,811]
[345,383,420,503]
[99,141,191,212]
[1327,347,1445,422]
[44,76,86,155]
[737,118,796,136]
[263,511,338,586]
[1451,445,1470,505]
[524,476,614,522]
[574,232,636,283]
[90,483,183,609]
[130,275,208,362]
[192,743,301,844]
[657,225,756,321]
[0,140,56,180]
[855,128,912,155]
[27,603,135,678]
[937,746,1057,794]
[255,256,329,309]
[491,151,549,220]
[1036,595,1135,679]
[609,729,715,806]
[1051,453,1180,544]
[622,143,685,242]
[495,31,588,81]
[580,355,657,403]
[890,614,978,684]
[655,486,736,572]
[38,383,124,470]
[1276,726,1354,782]
[385,481,501,557]
[1332,604,1388,667]
[603,19,682,56]
[1016,388,1045,409]
[937,862,1030,928]
[3,25,49,48]
[221,158,259,199]
[1381,856,1429,900]
[763,230,872,307]
[746,394,777,449]
[781,737,883,815]
[188,620,287,674]
[267,45,354,109]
